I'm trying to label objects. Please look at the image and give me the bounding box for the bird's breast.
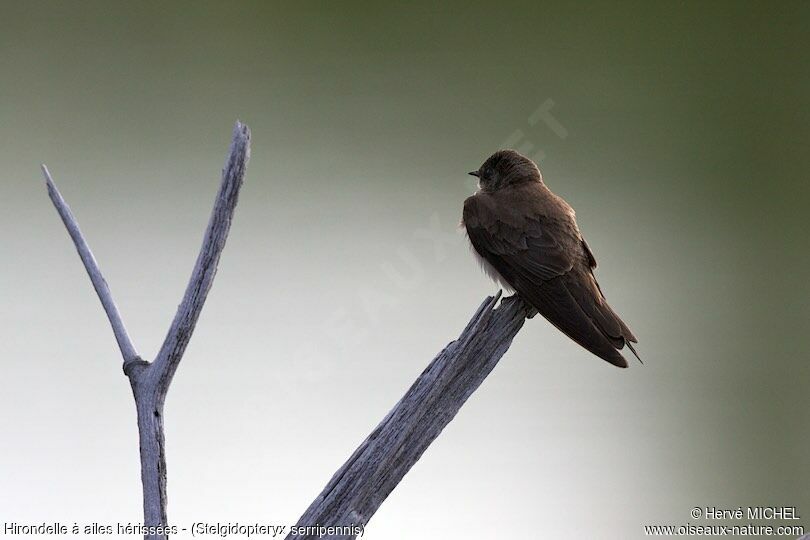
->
[465,233,515,292]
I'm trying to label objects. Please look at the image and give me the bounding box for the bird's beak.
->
[468,171,480,177]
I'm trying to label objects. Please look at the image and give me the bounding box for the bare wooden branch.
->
[287,292,532,540]
[148,121,251,399]
[136,122,250,535]
[42,164,140,364]
[44,122,251,540]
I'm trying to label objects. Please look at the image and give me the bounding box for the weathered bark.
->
[288,292,532,540]
[43,122,251,540]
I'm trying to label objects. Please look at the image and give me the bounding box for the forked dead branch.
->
[44,122,251,540]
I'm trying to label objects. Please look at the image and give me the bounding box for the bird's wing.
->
[463,193,636,367]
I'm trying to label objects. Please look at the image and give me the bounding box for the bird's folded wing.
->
[463,195,573,278]
[463,195,630,367]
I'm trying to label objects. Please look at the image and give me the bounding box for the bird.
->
[462,149,639,367]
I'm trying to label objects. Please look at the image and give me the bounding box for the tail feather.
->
[523,278,629,368]
[626,341,642,364]
[564,270,640,364]
[518,270,639,368]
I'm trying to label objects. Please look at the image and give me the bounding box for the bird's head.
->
[468,150,542,192]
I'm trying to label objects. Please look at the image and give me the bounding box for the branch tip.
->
[42,164,139,364]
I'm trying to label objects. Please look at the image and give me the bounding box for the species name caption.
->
[2,522,365,538]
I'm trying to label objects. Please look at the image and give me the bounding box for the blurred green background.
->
[1,2,808,538]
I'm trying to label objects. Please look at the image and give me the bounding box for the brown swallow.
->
[462,150,639,367]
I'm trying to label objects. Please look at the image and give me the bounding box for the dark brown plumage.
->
[462,150,639,368]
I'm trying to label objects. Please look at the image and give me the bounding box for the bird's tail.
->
[626,340,642,364]
[525,269,640,368]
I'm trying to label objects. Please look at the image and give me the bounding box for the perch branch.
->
[287,292,532,540]
[42,164,139,364]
